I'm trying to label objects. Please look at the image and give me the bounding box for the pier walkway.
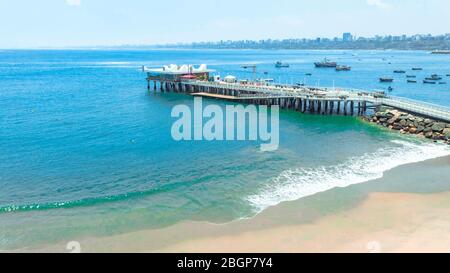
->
[147,77,450,122]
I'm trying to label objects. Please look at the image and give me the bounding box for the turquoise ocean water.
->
[0,49,450,250]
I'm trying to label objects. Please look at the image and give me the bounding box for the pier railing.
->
[181,80,450,122]
[371,96,450,121]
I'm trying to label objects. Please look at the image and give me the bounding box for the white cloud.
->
[366,0,391,9]
[66,0,81,6]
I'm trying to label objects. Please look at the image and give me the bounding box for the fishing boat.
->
[336,65,351,71]
[394,70,406,74]
[314,58,337,68]
[412,68,423,71]
[275,61,289,68]
[423,80,436,84]
[425,74,442,81]
[379,77,394,83]
[407,79,417,83]
[406,75,416,78]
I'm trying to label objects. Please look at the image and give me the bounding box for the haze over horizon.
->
[1,0,449,49]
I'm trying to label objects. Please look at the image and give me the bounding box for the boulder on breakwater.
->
[362,108,450,144]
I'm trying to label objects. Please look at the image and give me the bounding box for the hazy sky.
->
[0,0,449,48]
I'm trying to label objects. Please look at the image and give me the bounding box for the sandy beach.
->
[156,191,450,253]
[33,155,450,253]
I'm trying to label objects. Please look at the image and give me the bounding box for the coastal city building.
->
[343,32,353,42]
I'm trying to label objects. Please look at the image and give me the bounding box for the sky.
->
[0,0,449,48]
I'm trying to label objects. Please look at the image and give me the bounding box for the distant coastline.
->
[155,33,450,51]
[4,33,450,51]
[157,41,450,51]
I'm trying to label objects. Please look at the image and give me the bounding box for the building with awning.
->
[144,64,215,82]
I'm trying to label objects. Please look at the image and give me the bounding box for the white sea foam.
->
[247,140,450,212]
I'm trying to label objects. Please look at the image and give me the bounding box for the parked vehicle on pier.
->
[224,75,237,83]
[373,92,387,98]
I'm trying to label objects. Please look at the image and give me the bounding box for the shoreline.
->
[34,155,450,253]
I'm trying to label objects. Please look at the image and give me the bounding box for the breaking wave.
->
[247,140,450,212]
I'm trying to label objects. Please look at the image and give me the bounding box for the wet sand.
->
[39,155,450,253]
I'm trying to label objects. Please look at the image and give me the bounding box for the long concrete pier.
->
[146,77,450,122]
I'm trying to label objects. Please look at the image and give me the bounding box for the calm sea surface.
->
[1,49,449,250]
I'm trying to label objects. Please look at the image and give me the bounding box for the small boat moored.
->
[425,74,442,81]
[275,61,289,68]
[423,80,437,84]
[406,75,416,78]
[379,77,394,83]
[431,50,450,54]
[407,80,417,83]
[412,68,423,71]
[336,65,351,71]
[394,70,406,73]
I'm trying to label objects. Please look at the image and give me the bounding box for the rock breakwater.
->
[363,107,450,144]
